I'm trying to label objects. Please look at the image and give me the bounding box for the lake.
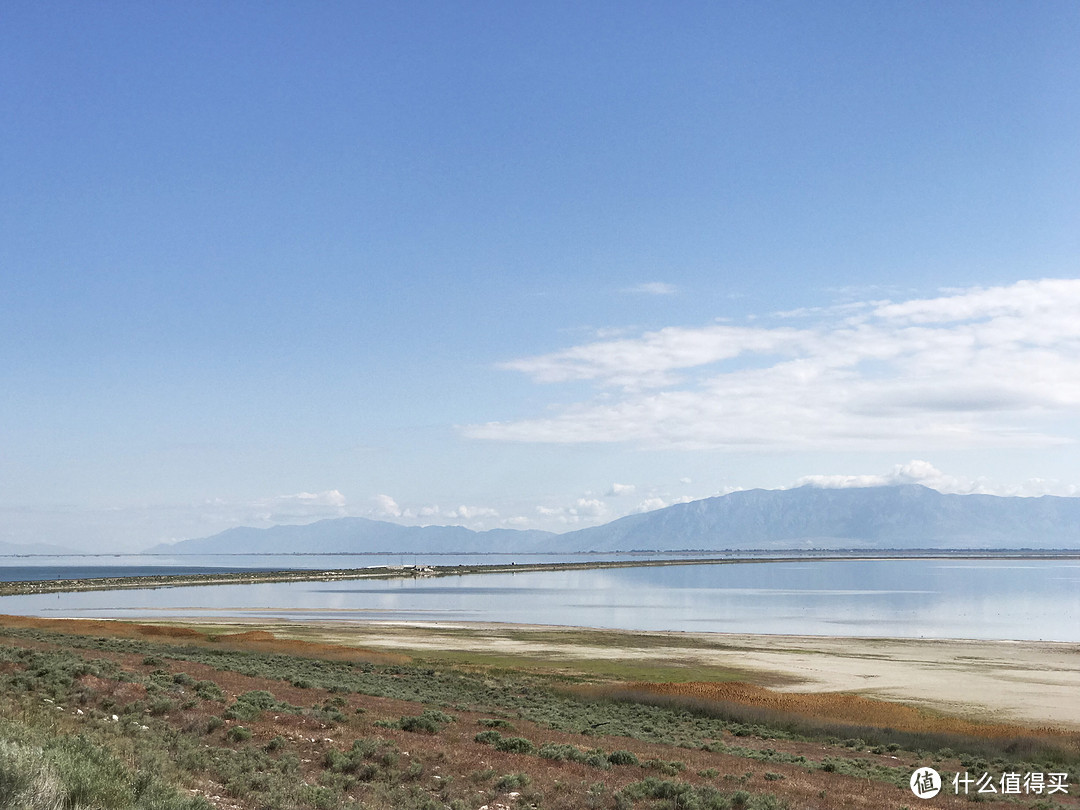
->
[2,557,1078,641]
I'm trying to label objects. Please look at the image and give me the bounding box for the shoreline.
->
[255,620,1080,731]
[51,614,1080,732]
[3,549,1079,598]
[4,553,1078,732]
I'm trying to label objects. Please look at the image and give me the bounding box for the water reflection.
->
[1,559,1077,641]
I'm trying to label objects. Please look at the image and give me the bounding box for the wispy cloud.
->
[623,281,677,296]
[466,279,1080,450]
[795,460,1080,498]
[370,499,502,527]
[535,497,609,525]
[200,490,352,526]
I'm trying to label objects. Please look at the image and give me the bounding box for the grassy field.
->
[1,615,1078,810]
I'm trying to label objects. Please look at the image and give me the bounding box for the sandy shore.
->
[168,618,1080,732]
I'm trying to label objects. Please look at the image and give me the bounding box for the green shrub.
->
[583,748,611,769]
[396,708,455,734]
[226,726,252,743]
[399,715,439,734]
[224,690,297,721]
[50,735,134,809]
[264,735,286,752]
[644,758,686,775]
[494,736,535,755]
[608,749,640,766]
[478,718,515,730]
[195,680,224,701]
[495,772,530,791]
[539,742,583,762]
[149,697,176,716]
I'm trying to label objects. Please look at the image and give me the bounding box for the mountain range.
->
[146,485,1080,555]
[0,540,80,556]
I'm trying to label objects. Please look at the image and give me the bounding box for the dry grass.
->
[0,613,409,665]
[619,680,1073,740]
[5,616,1080,810]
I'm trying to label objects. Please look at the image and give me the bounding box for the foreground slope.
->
[3,615,1078,810]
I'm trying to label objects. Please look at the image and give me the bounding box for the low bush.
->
[478,718,515,730]
[608,749,640,766]
[494,736,535,755]
[225,726,252,743]
[223,689,298,721]
[397,709,456,734]
[495,772,530,791]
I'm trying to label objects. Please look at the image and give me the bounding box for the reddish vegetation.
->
[618,681,1075,740]
[4,614,1079,810]
[0,613,408,665]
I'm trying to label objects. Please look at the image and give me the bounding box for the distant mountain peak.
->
[146,484,1079,555]
[551,483,1079,552]
[147,519,557,555]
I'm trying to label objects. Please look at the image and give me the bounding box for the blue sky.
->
[3,1,1079,551]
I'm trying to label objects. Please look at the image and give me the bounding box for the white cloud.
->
[371,494,402,518]
[635,497,668,513]
[607,483,636,497]
[532,496,611,526]
[634,495,694,513]
[445,504,499,520]
[274,490,346,509]
[496,323,799,388]
[211,489,351,525]
[466,279,1080,450]
[624,281,677,296]
[572,498,607,517]
[795,460,1080,498]
[796,460,964,492]
[396,502,501,525]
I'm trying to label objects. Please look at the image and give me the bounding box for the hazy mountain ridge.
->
[146,517,556,555]
[147,485,1080,555]
[0,540,81,556]
[554,484,1080,551]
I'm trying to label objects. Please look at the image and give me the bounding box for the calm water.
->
[0,551,742,582]
[2,558,1078,641]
